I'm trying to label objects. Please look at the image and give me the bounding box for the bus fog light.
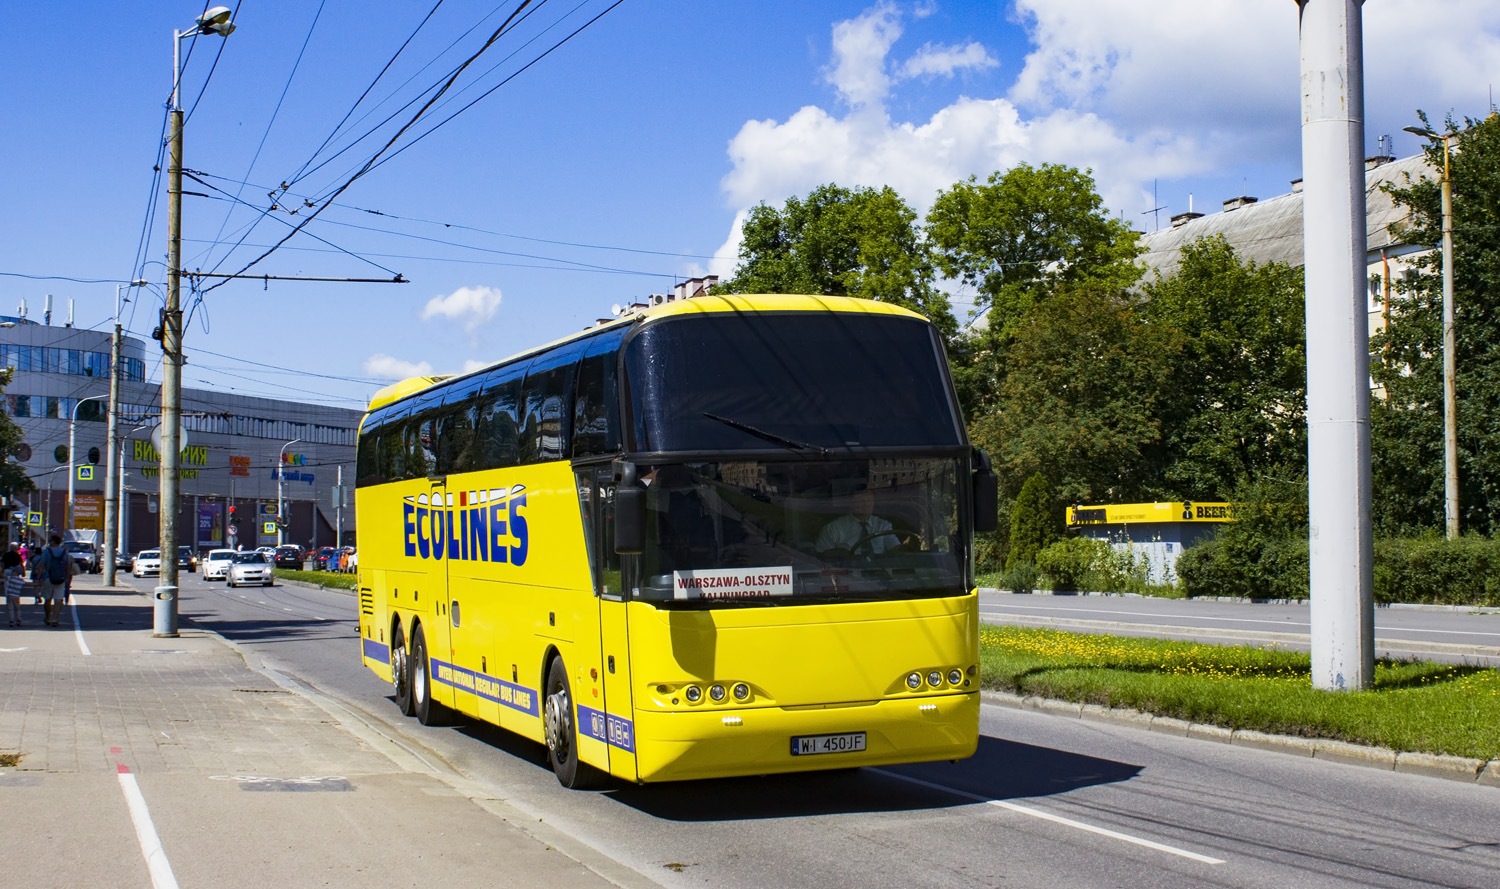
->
[732,683,750,701]
[684,686,702,703]
[927,671,942,687]
[948,669,962,685]
[709,684,726,702]
[906,672,922,689]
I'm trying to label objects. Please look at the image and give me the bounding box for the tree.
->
[1373,111,1500,534]
[1006,473,1058,570]
[0,368,34,509]
[1140,236,1307,500]
[926,163,1144,421]
[971,286,1180,509]
[926,163,1144,338]
[717,183,956,337]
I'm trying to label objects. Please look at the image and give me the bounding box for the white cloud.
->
[824,2,903,108]
[899,41,998,80]
[363,354,433,380]
[420,285,503,333]
[461,359,489,374]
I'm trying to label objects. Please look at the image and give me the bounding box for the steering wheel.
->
[844,529,918,556]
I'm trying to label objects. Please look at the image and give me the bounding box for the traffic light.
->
[228,506,237,520]
[87,446,100,464]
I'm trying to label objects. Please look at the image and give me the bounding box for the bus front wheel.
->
[411,624,448,726]
[392,624,414,716]
[543,658,597,789]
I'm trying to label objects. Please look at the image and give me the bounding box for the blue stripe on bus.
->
[362,638,390,662]
[577,704,635,753]
[429,657,539,716]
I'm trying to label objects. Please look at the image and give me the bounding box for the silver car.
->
[202,549,236,581]
[133,549,163,578]
[226,551,273,588]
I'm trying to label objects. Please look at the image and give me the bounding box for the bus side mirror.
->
[972,449,999,534]
[613,460,645,555]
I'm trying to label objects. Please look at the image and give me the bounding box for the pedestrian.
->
[34,534,72,627]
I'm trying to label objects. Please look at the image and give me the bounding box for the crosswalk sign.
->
[262,521,277,534]
[27,512,42,526]
[77,465,93,481]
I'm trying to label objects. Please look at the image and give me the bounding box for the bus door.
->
[580,467,637,780]
[420,482,456,713]
[444,482,501,724]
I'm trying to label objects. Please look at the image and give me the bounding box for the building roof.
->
[1137,154,1435,278]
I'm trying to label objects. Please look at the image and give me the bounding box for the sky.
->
[1,1,1497,411]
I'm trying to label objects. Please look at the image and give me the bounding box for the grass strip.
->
[981,625,1500,761]
[274,568,357,590]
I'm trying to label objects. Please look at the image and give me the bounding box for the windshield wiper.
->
[702,412,827,455]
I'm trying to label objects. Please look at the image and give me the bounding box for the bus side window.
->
[521,363,575,463]
[356,426,382,486]
[476,374,522,470]
[576,468,620,596]
[380,420,409,481]
[412,414,437,478]
[573,346,619,459]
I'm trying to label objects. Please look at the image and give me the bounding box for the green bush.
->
[1177,531,1309,599]
[998,561,1040,593]
[1006,473,1058,571]
[1036,537,1107,591]
[1373,536,1500,606]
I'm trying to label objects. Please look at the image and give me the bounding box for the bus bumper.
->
[631,691,978,783]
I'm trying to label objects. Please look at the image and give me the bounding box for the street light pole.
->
[67,394,109,531]
[103,280,145,586]
[157,6,236,637]
[1404,125,1459,539]
[278,439,302,546]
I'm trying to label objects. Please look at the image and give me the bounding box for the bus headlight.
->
[709,684,726,702]
[948,669,963,685]
[906,672,923,690]
[684,685,702,703]
[732,683,750,701]
[927,671,943,688]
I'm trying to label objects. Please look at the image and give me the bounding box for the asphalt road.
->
[980,589,1500,666]
[122,572,1500,889]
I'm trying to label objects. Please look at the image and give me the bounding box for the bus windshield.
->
[630,458,967,606]
[624,313,962,453]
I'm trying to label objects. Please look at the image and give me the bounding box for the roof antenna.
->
[1141,179,1166,232]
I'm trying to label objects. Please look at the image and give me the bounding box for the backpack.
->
[44,547,67,584]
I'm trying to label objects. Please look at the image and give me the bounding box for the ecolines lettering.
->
[402,487,529,566]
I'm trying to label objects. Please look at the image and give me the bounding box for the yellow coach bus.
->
[354,294,997,787]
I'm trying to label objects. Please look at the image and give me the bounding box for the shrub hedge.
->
[1177,531,1500,606]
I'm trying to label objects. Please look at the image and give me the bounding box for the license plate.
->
[790,732,866,756]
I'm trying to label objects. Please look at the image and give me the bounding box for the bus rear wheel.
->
[411,624,449,726]
[543,658,598,789]
[392,624,414,716]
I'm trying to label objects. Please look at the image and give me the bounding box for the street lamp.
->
[1403,124,1459,539]
[116,420,159,565]
[67,394,109,531]
[277,439,302,546]
[158,5,237,638]
[104,279,148,586]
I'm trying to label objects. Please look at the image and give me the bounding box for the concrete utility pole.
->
[103,282,138,586]
[1298,0,1374,691]
[157,6,236,637]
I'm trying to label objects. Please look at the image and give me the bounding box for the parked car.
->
[202,549,236,581]
[315,546,337,570]
[176,546,197,573]
[133,549,163,578]
[64,540,100,574]
[114,550,133,572]
[343,549,358,573]
[227,551,273,588]
[273,545,303,570]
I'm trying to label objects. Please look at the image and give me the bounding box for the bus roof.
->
[363,294,927,415]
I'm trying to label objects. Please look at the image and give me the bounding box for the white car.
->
[227,552,274,588]
[202,549,236,581]
[133,549,163,578]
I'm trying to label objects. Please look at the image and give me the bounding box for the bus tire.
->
[411,624,449,726]
[392,624,414,716]
[543,657,599,789]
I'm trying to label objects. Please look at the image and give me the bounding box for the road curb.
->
[983,689,1498,787]
[980,587,1500,614]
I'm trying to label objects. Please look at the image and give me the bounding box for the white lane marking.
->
[117,766,180,889]
[283,607,293,612]
[874,769,1225,865]
[70,600,91,655]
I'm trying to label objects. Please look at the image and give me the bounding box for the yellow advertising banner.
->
[73,493,103,530]
[1067,501,1235,526]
